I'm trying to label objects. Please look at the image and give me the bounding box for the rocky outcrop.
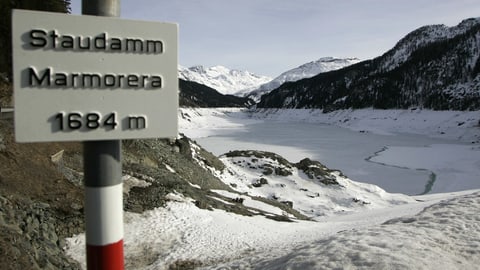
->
[0,195,82,270]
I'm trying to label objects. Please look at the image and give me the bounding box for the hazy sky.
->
[71,0,480,77]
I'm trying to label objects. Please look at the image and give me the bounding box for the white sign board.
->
[12,9,178,142]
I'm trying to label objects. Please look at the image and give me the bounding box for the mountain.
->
[179,65,272,96]
[257,18,480,111]
[247,57,360,101]
[179,79,253,107]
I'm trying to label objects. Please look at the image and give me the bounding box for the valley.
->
[1,6,480,268]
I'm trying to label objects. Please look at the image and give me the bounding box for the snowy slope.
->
[178,65,272,95]
[215,150,413,219]
[183,134,414,220]
[65,108,480,269]
[65,189,480,269]
[215,191,480,270]
[246,57,360,101]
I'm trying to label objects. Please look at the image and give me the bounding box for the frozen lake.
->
[193,119,479,195]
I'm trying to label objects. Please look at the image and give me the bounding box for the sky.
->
[71,0,480,77]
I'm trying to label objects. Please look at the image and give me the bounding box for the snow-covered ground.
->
[215,152,414,219]
[215,190,480,270]
[66,189,480,269]
[179,108,260,138]
[249,108,480,143]
[179,108,480,143]
[66,108,480,269]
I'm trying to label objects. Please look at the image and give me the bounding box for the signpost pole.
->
[82,1,123,269]
[13,2,177,267]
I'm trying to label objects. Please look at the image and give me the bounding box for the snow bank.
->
[211,191,480,270]
[250,108,480,143]
[65,194,341,269]
[179,107,479,142]
[179,108,262,138]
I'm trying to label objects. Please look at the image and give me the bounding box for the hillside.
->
[0,117,251,268]
[0,113,321,269]
[179,79,253,107]
[257,18,480,111]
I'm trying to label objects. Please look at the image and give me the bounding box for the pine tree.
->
[0,0,71,78]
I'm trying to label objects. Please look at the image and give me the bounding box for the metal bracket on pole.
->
[82,1,123,269]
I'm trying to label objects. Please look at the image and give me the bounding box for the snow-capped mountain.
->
[244,57,360,101]
[258,17,480,111]
[178,65,272,96]
[380,18,480,72]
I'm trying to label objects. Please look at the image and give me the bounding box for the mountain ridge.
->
[179,79,253,108]
[178,65,271,96]
[246,57,360,101]
[257,17,480,111]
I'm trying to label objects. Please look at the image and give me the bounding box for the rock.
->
[252,177,269,187]
[281,201,293,208]
[232,197,244,204]
[195,200,212,210]
[262,166,274,175]
[0,195,82,270]
[296,158,340,185]
[275,167,292,176]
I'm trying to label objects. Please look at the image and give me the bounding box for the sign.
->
[12,9,178,142]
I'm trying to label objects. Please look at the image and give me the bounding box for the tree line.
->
[0,0,71,79]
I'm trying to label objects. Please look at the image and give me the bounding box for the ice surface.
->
[370,144,480,193]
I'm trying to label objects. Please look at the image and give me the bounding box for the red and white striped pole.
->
[82,1,123,269]
[83,140,124,269]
